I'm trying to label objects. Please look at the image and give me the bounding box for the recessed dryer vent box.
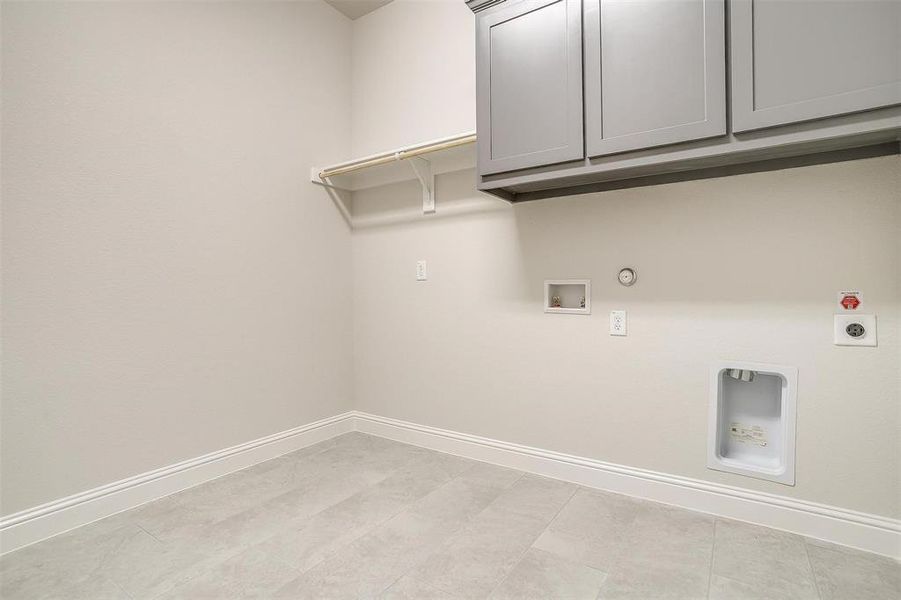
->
[707,361,797,485]
[544,280,590,315]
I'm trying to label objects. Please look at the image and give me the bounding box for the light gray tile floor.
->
[1,432,898,599]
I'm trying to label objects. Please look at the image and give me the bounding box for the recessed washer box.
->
[707,361,797,485]
[544,280,590,315]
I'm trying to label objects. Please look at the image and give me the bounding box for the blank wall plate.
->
[416,260,427,281]
[834,314,876,346]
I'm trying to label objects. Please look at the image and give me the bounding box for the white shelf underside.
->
[312,132,476,192]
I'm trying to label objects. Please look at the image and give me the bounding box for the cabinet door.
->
[477,0,584,175]
[731,0,901,133]
[583,0,726,157]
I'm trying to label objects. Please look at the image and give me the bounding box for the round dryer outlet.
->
[834,314,877,347]
[845,323,866,338]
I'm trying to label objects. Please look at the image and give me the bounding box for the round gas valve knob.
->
[618,268,637,286]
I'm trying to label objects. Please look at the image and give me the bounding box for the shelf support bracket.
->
[408,156,435,214]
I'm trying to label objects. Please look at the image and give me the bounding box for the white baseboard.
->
[3,410,898,560]
[0,412,355,555]
[352,411,901,559]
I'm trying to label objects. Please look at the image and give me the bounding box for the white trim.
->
[352,412,901,559]
[3,410,898,560]
[0,412,355,555]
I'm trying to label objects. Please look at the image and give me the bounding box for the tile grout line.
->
[481,480,581,599]
[109,576,135,600]
[268,443,430,579]
[289,454,474,580]
[246,441,430,595]
[363,465,494,597]
[802,538,824,600]
[593,497,647,599]
[378,470,528,598]
[160,435,415,598]
[273,451,489,596]
[706,518,718,599]
[139,513,228,600]
[134,522,163,544]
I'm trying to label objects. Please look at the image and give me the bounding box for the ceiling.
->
[325,0,394,20]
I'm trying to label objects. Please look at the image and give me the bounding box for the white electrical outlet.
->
[610,310,627,336]
[834,314,876,346]
[416,260,428,281]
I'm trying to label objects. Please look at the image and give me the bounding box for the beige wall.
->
[352,160,901,518]
[351,0,475,156]
[351,1,901,518]
[0,1,354,514]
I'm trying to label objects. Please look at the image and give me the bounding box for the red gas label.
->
[840,295,860,310]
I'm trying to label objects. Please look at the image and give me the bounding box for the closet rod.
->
[318,133,476,180]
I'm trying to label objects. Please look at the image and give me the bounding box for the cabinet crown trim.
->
[466,0,507,13]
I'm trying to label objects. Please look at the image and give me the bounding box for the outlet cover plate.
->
[834,314,876,347]
[610,310,627,336]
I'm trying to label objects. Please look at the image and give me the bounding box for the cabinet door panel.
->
[477,0,584,175]
[731,0,901,133]
[584,0,726,157]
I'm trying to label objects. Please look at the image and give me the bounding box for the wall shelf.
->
[311,132,477,214]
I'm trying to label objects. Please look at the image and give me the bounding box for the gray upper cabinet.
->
[583,0,726,157]
[477,0,584,175]
[731,0,901,133]
[467,0,900,200]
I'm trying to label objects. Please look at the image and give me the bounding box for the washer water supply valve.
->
[726,369,756,383]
